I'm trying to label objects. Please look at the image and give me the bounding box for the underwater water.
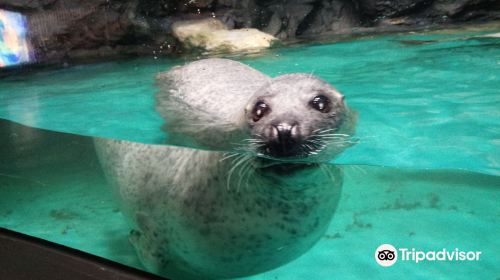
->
[0,25,499,279]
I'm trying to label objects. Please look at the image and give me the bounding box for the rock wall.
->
[1,0,499,64]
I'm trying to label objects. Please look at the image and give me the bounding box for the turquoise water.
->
[0,26,499,279]
[1,31,499,175]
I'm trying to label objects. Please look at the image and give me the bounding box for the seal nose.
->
[267,122,301,157]
[271,123,298,143]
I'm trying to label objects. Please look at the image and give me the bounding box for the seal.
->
[95,58,357,279]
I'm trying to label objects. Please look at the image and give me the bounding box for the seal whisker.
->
[239,161,251,192]
[306,138,325,146]
[320,133,350,137]
[315,128,337,135]
[319,165,329,180]
[304,143,316,152]
[322,139,356,145]
[237,158,253,192]
[220,153,240,162]
[243,163,255,191]
[320,165,337,182]
[349,165,367,175]
[236,157,252,190]
[318,134,350,139]
[226,154,249,191]
[180,123,233,127]
[320,135,351,140]
[324,139,358,145]
[301,70,317,93]
[231,145,249,151]
[231,141,263,155]
[319,133,349,137]
[321,139,352,143]
[244,139,265,145]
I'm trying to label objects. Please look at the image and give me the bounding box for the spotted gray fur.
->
[95,58,356,279]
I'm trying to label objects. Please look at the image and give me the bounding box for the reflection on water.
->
[0,119,498,279]
[0,9,32,67]
[0,119,134,264]
[95,136,343,279]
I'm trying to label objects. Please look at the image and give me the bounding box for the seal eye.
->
[252,101,270,122]
[310,95,331,113]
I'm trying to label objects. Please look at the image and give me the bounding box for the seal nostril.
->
[275,123,292,143]
[270,125,279,141]
[290,124,299,138]
[268,123,302,157]
[274,123,300,142]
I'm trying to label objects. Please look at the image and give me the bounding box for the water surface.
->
[0,29,498,174]
[0,26,499,279]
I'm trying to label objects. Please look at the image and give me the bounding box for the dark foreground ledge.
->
[0,228,166,280]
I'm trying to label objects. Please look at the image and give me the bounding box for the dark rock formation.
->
[356,0,432,19]
[294,1,359,37]
[0,0,499,65]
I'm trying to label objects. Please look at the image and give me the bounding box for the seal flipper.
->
[129,212,170,274]
[131,213,208,280]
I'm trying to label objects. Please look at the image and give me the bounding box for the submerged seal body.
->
[96,59,357,279]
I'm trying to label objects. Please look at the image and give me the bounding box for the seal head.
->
[244,74,356,162]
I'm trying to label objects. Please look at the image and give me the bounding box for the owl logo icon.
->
[375,244,398,267]
[378,249,395,261]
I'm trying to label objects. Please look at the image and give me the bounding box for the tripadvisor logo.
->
[375,244,482,267]
[375,244,398,267]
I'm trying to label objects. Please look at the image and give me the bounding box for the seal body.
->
[95,58,356,279]
[96,141,342,279]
